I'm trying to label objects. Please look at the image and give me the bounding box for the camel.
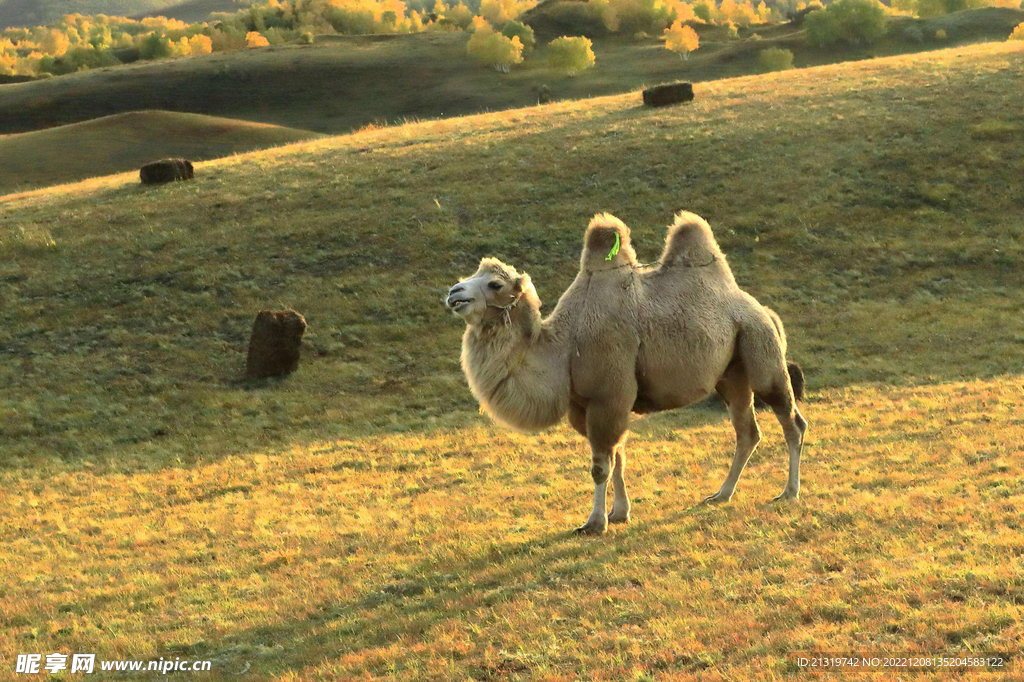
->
[445,211,807,535]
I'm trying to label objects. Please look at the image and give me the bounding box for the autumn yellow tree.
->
[245,31,270,47]
[466,19,524,72]
[189,34,213,55]
[41,29,71,57]
[664,0,697,22]
[663,20,698,59]
[546,35,595,75]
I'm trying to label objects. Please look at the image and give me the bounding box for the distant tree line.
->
[0,0,1019,78]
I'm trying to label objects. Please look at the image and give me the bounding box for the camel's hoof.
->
[773,487,799,502]
[573,520,608,536]
[702,491,731,505]
[607,509,631,524]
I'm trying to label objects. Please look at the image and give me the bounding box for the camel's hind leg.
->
[704,369,761,504]
[752,384,807,501]
[738,317,808,501]
[608,444,630,524]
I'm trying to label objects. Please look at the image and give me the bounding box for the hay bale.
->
[244,309,307,379]
[642,82,694,108]
[139,158,194,185]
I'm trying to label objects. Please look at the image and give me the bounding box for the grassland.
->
[2,8,1021,137]
[0,110,322,194]
[1,41,1023,679]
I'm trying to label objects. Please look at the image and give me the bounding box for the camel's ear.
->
[512,273,533,294]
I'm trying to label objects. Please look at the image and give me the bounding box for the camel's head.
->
[446,257,536,326]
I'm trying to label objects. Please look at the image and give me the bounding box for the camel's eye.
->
[488,281,504,290]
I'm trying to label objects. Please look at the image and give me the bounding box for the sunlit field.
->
[1,41,1023,679]
[0,110,322,194]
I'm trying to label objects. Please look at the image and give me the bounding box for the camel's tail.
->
[766,307,805,401]
[787,361,805,402]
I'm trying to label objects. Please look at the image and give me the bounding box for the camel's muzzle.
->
[446,284,474,313]
[447,298,473,313]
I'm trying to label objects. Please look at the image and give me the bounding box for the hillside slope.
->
[0,42,1022,680]
[131,0,250,22]
[0,110,322,194]
[1,8,1021,136]
[0,0,180,28]
[2,40,1021,464]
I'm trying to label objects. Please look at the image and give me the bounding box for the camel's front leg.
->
[575,401,630,535]
[575,467,610,535]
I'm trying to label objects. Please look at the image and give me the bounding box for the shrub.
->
[805,0,887,46]
[1010,22,1024,40]
[38,45,120,74]
[546,35,595,75]
[900,23,924,42]
[210,26,247,51]
[188,34,213,55]
[725,20,740,38]
[500,19,536,52]
[40,29,71,57]
[670,1,697,22]
[758,46,793,70]
[719,0,756,25]
[479,0,535,24]
[299,30,314,44]
[533,1,610,38]
[467,20,524,71]
[246,31,270,47]
[139,32,173,59]
[613,0,673,35]
[693,1,714,21]
[915,0,982,17]
[445,2,475,29]
[663,20,699,59]
[934,28,947,40]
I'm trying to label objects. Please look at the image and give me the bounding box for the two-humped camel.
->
[446,212,807,534]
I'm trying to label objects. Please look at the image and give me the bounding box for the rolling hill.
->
[1,8,1021,138]
[131,0,250,22]
[0,110,322,194]
[0,41,1022,680]
[0,0,181,28]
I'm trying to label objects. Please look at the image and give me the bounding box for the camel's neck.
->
[460,295,572,432]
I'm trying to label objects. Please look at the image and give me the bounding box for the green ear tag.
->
[605,232,620,262]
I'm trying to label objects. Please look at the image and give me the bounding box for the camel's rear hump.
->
[580,213,639,272]
[659,211,728,269]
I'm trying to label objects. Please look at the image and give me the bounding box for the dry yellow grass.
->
[1,41,1023,680]
[1,378,1022,679]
